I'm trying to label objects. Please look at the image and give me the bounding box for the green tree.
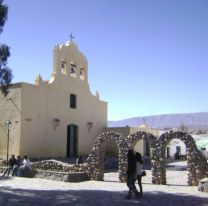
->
[0,0,12,97]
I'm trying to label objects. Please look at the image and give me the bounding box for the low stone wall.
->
[31,159,88,173]
[0,164,90,182]
[34,170,89,182]
[31,160,90,182]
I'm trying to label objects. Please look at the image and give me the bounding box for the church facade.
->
[0,40,107,158]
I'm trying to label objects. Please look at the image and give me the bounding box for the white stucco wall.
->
[0,85,21,157]
[166,138,186,159]
[20,83,46,157]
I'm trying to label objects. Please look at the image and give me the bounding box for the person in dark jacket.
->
[12,155,23,176]
[3,154,16,176]
[135,152,143,197]
[126,149,138,199]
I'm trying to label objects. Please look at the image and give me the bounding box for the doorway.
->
[67,124,78,157]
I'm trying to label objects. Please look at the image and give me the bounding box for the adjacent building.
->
[104,124,160,158]
[166,139,186,159]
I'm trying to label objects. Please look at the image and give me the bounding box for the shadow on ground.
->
[0,186,207,206]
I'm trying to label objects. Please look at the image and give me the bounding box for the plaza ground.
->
[0,166,207,206]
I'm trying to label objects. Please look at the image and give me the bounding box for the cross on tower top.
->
[69,33,75,42]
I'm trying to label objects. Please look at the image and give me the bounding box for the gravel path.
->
[0,170,207,206]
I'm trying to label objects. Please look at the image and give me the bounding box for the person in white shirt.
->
[18,155,31,177]
[23,155,31,169]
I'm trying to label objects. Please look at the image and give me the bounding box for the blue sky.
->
[1,0,208,121]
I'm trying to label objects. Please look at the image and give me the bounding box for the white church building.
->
[0,40,107,158]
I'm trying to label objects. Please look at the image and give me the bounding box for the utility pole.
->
[5,120,11,165]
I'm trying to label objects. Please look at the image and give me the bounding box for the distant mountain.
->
[108,112,208,130]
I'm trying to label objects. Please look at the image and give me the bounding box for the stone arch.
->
[125,131,157,184]
[86,132,127,182]
[155,131,208,186]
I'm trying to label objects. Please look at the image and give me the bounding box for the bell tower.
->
[52,37,88,83]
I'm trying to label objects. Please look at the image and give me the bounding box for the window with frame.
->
[70,94,77,109]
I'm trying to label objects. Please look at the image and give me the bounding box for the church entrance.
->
[67,124,78,157]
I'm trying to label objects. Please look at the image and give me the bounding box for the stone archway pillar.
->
[151,147,164,184]
[86,150,104,181]
[86,132,127,182]
[153,141,167,185]
[186,147,197,186]
[118,143,129,183]
[156,132,208,186]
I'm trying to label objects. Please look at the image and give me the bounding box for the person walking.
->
[3,154,16,177]
[135,152,143,197]
[126,149,138,199]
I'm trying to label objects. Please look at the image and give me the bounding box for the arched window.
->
[61,61,65,68]
[70,64,76,77]
[61,61,66,74]
[70,94,77,109]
